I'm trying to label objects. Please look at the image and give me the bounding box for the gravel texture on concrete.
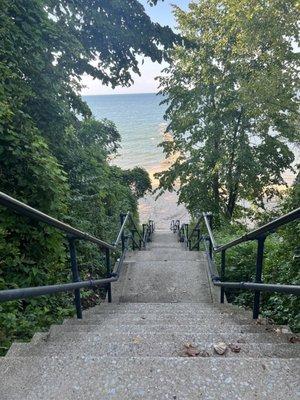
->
[1,230,299,399]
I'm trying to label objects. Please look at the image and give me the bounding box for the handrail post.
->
[207,213,213,258]
[120,213,126,253]
[131,230,135,250]
[220,249,226,303]
[68,237,82,319]
[253,235,266,319]
[142,224,146,238]
[197,228,201,251]
[105,248,112,303]
[186,224,189,248]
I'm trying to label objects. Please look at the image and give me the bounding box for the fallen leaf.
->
[132,336,142,344]
[265,326,275,332]
[289,336,300,344]
[229,343,241,353]
[255,318,266,325]
[213,342,227,355]
[184,343,200,357]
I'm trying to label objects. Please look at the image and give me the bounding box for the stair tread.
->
[8,332,299,358]
[1,356,299,400]
[2,230,299,399]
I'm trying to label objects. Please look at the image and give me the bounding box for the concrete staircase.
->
[1,230,299,399]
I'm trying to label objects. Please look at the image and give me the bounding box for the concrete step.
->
[7,330,299,358]
[84,301,254,315]
[120,261,212,303]
[9,325,291,347]
[66,311,253,326]
[119,292,212,303]
[1,356,299,399]
[49,323,292,341]
[147,243,185,249]
[49,324,293,340]
[127,250,201,261]
[84,300,250,311]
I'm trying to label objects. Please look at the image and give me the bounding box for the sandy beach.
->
[137,131,189,229]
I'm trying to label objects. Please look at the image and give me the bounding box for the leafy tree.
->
[0,0,174,354]
[156,0,299,220]
[123,167,152,199]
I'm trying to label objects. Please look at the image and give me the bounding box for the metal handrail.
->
[214,281,300,296]
[183,207,300,319]
[0,190,155,318]
[114,212,130,247]
[0,276,118,302]
[129,214,145,244]
[187,219,201,242]
[204,207,300,253]
[203,213,218,250]
[0,191,115,250]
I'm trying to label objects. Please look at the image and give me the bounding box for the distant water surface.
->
[84,93,298,187]
[83,93,167,171]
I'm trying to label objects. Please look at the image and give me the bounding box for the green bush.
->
[213,215,300,332]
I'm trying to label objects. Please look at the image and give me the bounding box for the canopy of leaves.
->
[156,0,299,220]
[0,0,173,354]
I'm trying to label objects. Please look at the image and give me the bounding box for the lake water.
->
[83,93,298,225]
[84,93,167,173]
[84,93,298,185]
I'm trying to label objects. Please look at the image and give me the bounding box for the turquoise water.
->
[84,93,167,170]
[84,93,298,185]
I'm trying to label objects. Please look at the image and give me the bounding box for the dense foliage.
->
[156,0,299,220]
[155,0,299,330]
[213,179,299,331]
[0,0,171,354]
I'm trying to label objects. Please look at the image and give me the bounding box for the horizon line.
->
[82,91,158,97]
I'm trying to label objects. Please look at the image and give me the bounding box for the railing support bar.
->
[120,213,126,253]
[186,224,189,248]
[68,237,82,319]
[197,228,201,251]
[220,249,226,303]
[253,235,266,319]
[105,248,112,303]
[207,214,213,259]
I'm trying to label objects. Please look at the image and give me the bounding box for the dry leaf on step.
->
[213,342,227,355]
[289,336,300,343]
[132,336,142,344]
[255,318,265,325]
[229,343,241,353]
[183,343,201,357]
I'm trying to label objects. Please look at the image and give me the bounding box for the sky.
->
[81,0,190,96]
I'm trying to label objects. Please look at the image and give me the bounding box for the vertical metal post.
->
[197,228,201,251]
[68,237,82,319]
[208,214,213,259]
[186,224,189,248]
[105,247,112,303]
[120,213,125,253]
[131,230,135,250]
[220,249,226,304]
[142,224,145,238]
[253,235,266,319]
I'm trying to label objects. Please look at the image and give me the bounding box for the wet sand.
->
[137,132,189,229]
